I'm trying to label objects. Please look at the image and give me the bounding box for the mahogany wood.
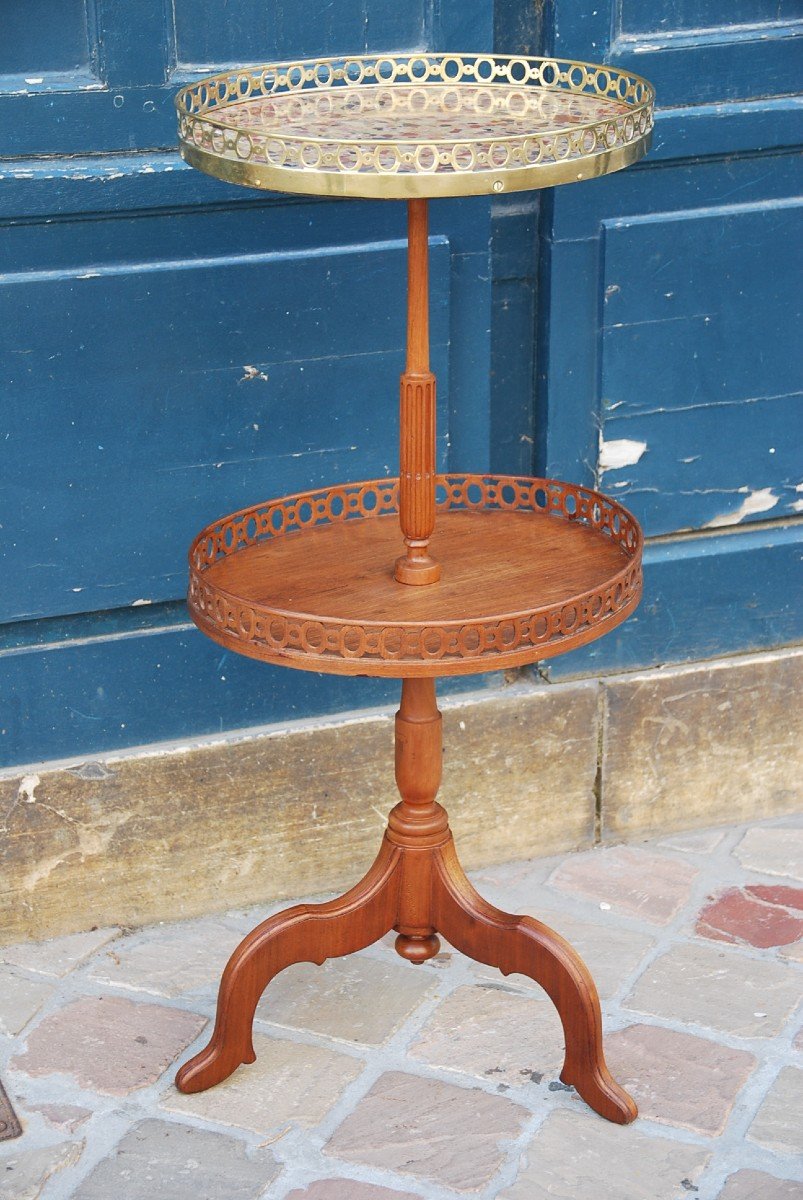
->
[177,181,642,1128]
[176,679,637,1125]
[396,199,440,585]
[190,484,642,676]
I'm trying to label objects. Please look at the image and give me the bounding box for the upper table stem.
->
[395,198,440,586]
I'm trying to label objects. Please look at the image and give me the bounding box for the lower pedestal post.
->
[175,677,636,1125]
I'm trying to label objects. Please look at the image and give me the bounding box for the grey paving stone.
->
[657,828,727,854]
[88,920,242,998]
[499,1109,710,1199]
[25,1104,90,1133]
[164,1034,364,1135]
[747,1067,803,1155]
[0,1141,83,1199]
[285,1182,419,1200]
[624,941,801,1036]
[71,1119,277,1199]
[0,971,55,1037]
[548,845,698,925]
[718,1170,803,1199]
[0,929,119,979]
[408,983,564,1086]
[467,857,558,910]
[733,826,803,881]
[325,1070,529,1192]
[10,995,206,1095]
[256,953,436,1045]
[779,938,803,963]
[605,1023,756,1135]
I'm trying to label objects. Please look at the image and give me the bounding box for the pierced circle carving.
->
[188,474,643,678]
[175,53,655,199]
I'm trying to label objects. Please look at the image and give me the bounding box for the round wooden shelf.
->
[188,474,643,677]
[176,52,654,199]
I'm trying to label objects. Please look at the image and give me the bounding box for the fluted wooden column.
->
[395,198,440,585]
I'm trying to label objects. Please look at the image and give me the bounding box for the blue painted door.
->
[534,0,803,677]
[1,2,498,767]
[2,3,801,767]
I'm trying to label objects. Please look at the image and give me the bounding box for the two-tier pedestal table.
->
[173,52,654,1124]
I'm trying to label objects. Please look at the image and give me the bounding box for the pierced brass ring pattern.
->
[187,474,643,676]
[175,53,655,198]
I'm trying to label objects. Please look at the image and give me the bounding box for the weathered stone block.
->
[10,996,205,1095]
[163,1033,363,1134]
[71,1119,277,1199]
[624,942,801,1037]
[718,1170,803,1199]
[601,649,803,840]
[0,971,55,1037]
[324,1070,530,1191]
[605,1023,756,1135]
[547,844,698,924]
[285,1184,419,1200]
[0,681,598,945]
[747,1067,803,1156]
[0,1141,83,1199]
[255,952,436,1045]
[499,1109,710,1200]
[408,983,564,1085]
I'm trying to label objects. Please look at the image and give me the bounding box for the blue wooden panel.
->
[0,152,493,769]
[649,97,803,164]
[0,613,489,768]
[1,224,451,622]
[619,1,802,31]
[598,202,803,535]
[490,194,539,475]
[537,0,803,683]
[544,522,803,679]
[549,0,803,107]
[538,153,803,494]
[173,0,430,66]
[0,0,491,158]
[0,0,499,770]
[0,1,92,75]
[3,0,799,770]
[614,28,803,107]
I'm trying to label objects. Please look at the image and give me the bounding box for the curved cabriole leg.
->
[432,840,637,1125]
[175,840,402,1093]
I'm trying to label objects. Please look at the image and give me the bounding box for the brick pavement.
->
[1,814,801,1199]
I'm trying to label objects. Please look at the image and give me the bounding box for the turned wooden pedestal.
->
[174,52,655,1126]
[177,676,636,1123]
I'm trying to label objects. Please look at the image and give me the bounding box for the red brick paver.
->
[697,885,803,949]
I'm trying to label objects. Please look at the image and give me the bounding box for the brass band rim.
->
[175,52,655,199]
[180,134,651,197]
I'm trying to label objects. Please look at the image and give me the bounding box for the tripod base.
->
[176,679,636,1125]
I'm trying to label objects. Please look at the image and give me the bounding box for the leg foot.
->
[176,840,401,1093]
[395,932,441,963]
[432,840,637,1125]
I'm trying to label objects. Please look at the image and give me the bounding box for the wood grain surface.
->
[176,679,637,1124]
[192,483,642,676]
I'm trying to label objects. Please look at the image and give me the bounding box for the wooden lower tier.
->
[188,474,643,676]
